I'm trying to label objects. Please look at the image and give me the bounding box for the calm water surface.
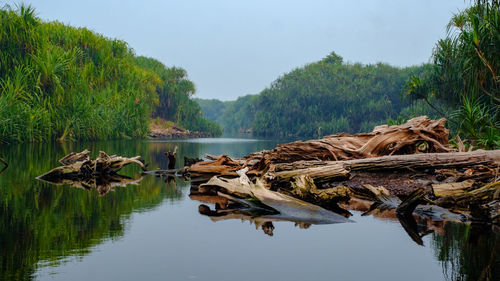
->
[0,138,498,281]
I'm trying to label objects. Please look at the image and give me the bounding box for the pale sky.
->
[4,0,468,100]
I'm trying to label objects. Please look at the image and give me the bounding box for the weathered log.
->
[197,168,352,224]
[59,149,90,165]
[396,188,426,216]
[38,150,146,181]
[290,175,352,201]
[253,116,451,169]
[282,175,353,216]
[189,154,242,177]
[165,146,178,169]
[273,163,350,182]
[432,180,475,197]
[268,150,500,182]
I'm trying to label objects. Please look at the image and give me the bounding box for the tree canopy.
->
[0,4,220,143]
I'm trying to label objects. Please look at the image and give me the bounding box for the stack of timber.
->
[187,116,500,225]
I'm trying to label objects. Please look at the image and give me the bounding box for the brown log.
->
[254,116,451,169]
[188,154,242,177]
[165,146,178,169]
[274,163,350,182]
[268,150,500,181]
[38,150,146,181]
[59,149,90,165]
[396,188,426,216]
[432,180,474,197]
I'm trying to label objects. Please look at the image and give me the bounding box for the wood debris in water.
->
[38,150,147,182]
[185,116,500,227]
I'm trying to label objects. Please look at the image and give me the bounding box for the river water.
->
[0,138,498,281]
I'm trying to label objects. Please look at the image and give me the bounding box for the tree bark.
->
[268,150,500,181]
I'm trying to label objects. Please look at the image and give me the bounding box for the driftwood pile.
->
[38,150,146,195]
[187,116,500,230]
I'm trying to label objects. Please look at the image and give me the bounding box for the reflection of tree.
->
[0,141,186,281]
[431,223,500,281]
[346,197,500,280]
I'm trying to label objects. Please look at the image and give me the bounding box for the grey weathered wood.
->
[268,150,500,181]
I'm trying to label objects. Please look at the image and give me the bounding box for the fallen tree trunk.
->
[269,150,500,182]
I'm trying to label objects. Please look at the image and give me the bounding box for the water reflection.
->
[37,174,145,196]
[0,140,184,281]
[0,138,498,281]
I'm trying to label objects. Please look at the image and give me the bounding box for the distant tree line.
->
[0,4,220,143]
[198,0,499,148]
[198,54,426,138]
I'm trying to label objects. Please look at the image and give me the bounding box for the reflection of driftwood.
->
[0,157,7,174]
[195,168,352,226]
[185,116,500,226]
[38,150,146,181]
[38,174,144,196]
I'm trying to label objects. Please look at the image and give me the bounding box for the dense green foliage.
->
[199,1,499,148]
[405,0,500,148]
[135,58,222,136]
[197,95,259,135]
[0,4,220,143]
[198,54,425,137]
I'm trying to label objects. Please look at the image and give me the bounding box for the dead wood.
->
[189,154,243,177]
[432,180,475,197]
[196,168,352,224]
[38,150,146,182]
[251,116,451,171]
[267,150,500,184]
[182,116,500,225]
[59,149,90,165]
[165,146,178,169]
[290,175,352,202]
[396,188,426,216]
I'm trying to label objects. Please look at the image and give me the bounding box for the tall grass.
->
[0,4,221,143]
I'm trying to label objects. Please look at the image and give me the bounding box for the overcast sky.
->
[5,0,468,100]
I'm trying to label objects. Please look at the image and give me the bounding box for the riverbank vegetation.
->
[0,4,220,143]
[405,0,499,148]
[197,0,499,149]
[198,58,425,137]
